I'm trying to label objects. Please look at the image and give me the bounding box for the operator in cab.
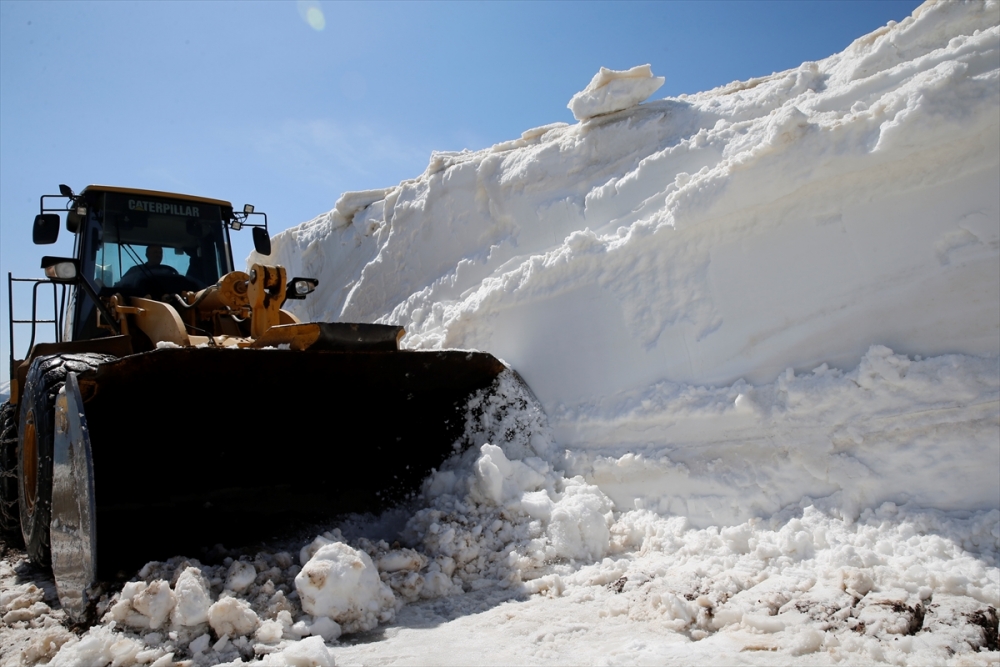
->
[114,245,178,291]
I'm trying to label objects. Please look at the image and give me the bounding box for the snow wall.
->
[265,0,999,528]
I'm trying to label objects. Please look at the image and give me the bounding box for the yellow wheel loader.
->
[1,185,507,620]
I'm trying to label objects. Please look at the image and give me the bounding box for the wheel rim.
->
[22,411,37,515]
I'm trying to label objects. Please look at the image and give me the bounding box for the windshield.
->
[92,192,233,294]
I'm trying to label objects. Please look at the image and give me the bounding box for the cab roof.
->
[80,185,233,209]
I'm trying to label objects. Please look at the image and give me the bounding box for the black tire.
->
[0,400,23,543]
[18,353,116,566]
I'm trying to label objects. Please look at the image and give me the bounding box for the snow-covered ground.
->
[2,1,998,665]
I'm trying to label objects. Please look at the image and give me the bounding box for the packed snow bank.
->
[269,0,998,407]
[567,64,665,121]
[560,345,1000,527]
[266,0,1000,525]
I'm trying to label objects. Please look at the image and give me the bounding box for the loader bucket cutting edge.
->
[72,347,506,576]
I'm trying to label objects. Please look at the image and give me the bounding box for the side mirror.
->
[41,256,79,283]
[252,226,271,256]
[33,214,61,244]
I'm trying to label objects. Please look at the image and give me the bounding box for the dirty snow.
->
[2,1,999,665]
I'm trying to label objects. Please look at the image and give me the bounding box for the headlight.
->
[285,277,318,299]
[41,257,79,282]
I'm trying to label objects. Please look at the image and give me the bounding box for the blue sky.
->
[0,0,922,366]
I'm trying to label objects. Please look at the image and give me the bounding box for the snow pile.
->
[551,503,1000,662]
[1,583,50,626]
[267,0,998,407]
[39,550,337,667]
[386,370,617,593]
[404,443,615,590]
[260,0,999,531]
[567,64,665,121]
[0,579,73,666]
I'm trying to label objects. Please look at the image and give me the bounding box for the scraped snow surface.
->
[2,1,998,665]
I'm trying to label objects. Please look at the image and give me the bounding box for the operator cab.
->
[19,184,271,353]
[91,191,232,294]
[71,186,237,340]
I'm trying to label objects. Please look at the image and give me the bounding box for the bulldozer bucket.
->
[70,347,506,575]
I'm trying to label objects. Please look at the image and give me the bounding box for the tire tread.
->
[0,401,21,542]
[17,353,116,565]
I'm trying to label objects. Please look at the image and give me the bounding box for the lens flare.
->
[296,0,326,31]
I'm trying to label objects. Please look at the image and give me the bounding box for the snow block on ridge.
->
[330,187,396,229]
[567,64,665,120]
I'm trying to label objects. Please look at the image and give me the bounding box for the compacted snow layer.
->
[2,1,998,665]
[560,345,1000,528]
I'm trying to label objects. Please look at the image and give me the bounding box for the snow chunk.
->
[255,618,285,644]
[300,534,336,565]
[567,64,665,121]
[170,567,212,627]
[207,596,260,637]
[225,559,257,593]
[547,478,614,561]
[276,635,336,667]
[107,580,175,630]
[1,583,43,611]
[329,188,394,229]
[295,541,396,634]
[0,584,48,624]
[473,443,546,505]
[188,632,211,654]
[376,548,426,573]
[44,626,147,667]
[307,616,342,642]
[20,628,73,664]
